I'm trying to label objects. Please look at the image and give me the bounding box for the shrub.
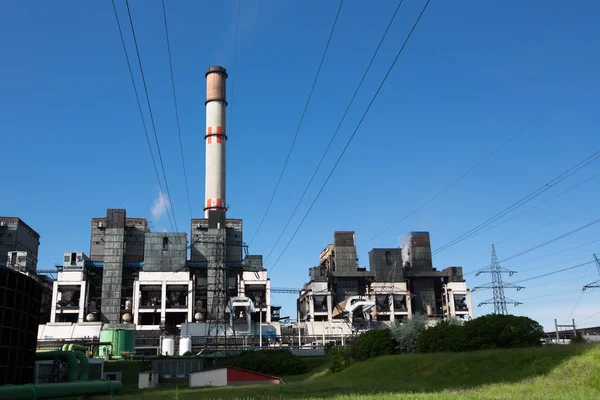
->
[463,314,543,350]
[391,313,429,353]
[220,349,307,376]
[326,346,351,372]
[570,335,587,344]
[350,329,397,361]
[417,320,467,353]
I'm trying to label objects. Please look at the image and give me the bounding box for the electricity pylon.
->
[472,245,524,314]
[582,254,600,291]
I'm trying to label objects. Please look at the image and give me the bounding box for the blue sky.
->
[1,0,599,331]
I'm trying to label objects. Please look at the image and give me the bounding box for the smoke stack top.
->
[204,66,228,217]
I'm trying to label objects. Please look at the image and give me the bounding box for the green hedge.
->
[350,329,397,361]
[418,314,543,353]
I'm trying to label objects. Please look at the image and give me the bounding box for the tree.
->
[391,313,429,353]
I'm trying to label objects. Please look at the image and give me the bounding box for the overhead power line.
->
[513,260,595,284]
[433,149,600,255]
[471,171,600,243]
[496,196,600,245]
[249,0,345,246]
[161,0,193,218]
[111,0,176,233]
[359,116,540,249]
[269,0,432,273]
[504,239,600,268]
[465,218,600,275]
[123,0,180,233]
[263,0,406,264]
[228,0,241,136]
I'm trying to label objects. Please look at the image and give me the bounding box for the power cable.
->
[496,196,600,245]
[263,0,406,263]
[517,253,596,274]
[269,0,432,273]
[124,0,180,234]
[466,219,600,276]
[513,261,595,284]
[111,0,176,233]
[471,171,600,243]
[504,239,600,268]
[359,116,540,249]
[161,0,193,218]
[248,0,345,246]
[228,0,241,137]
[433,149,600,255]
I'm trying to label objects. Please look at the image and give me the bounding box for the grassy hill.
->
[104,344,600,400]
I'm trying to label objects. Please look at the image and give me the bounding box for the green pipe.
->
[67,344,88,353]
[0,380,122,400]
[70,351,89,380]
[35,351,78,382]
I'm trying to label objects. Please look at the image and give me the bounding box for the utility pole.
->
[473,245,524,314]
[555,319,578,343]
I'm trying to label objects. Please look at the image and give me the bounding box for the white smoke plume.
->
[398,233,412,268]
[151,191,170,222]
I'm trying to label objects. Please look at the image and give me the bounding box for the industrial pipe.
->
[70,351,89,380]
[35,351,78,382]
[0,380,122,400]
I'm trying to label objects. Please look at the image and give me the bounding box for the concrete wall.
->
[189,368,227,387]
[143,233,187,271]
[0,217,39,268]
[100,209,126,324]
[369,248,404,282]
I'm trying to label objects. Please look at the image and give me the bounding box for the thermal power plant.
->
[3,65,473,367]
[296,231,472,338]
[36,66,280,355]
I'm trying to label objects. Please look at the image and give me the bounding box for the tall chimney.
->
[204,66,228,217]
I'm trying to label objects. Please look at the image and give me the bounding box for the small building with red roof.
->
[189,366,281,387]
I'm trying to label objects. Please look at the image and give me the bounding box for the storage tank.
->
[116,329,135,356]
[161,337,175,356]
[99,329,136,358]
[0,268,43,385]
[179,336,192,355]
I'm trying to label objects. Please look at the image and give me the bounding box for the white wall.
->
[189,368,227,387]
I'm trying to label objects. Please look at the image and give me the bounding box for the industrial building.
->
[1,216,40,274]
[297,231,472,337]
[37,66,278,354]
[5,65,472,362]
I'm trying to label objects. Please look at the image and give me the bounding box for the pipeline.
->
[35,351,78,382]
[57,346,89,380]
[0,380,122,400]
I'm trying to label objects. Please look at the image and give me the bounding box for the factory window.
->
[163,237,169,250]
[70,252,77,265]
[385,251,392,265]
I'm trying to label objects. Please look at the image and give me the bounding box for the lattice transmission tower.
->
[582,254,600,291]
[472,245,524,314]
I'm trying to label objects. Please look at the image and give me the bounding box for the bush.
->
[463,314,543,350]
[391,313,429,353]
[570,335,587,344]
[220,349,308,376]
[418,320,467,353]
[350,329,397,361]
[326,346,351,372]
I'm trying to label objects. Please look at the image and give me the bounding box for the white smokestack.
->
[204,66,228,217]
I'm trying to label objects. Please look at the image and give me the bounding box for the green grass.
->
[101,344,600,400]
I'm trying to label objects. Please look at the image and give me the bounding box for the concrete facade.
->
[298,231,473,336]
[0,217,40,273]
